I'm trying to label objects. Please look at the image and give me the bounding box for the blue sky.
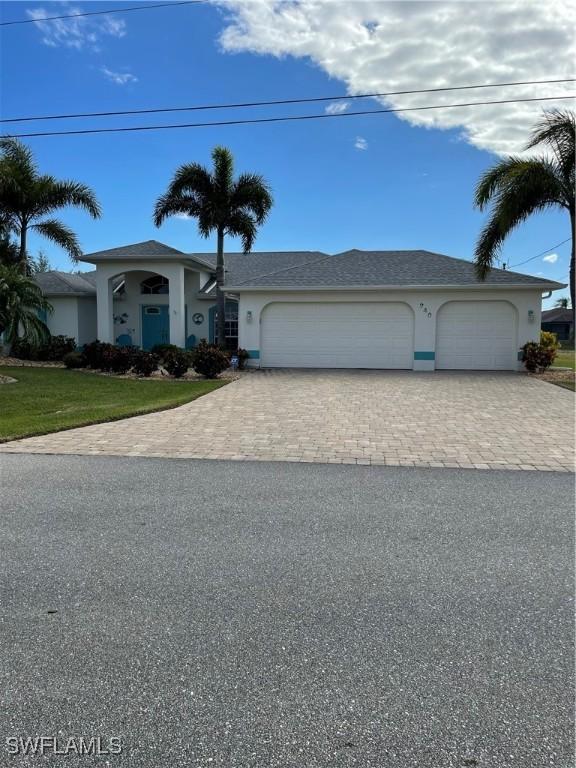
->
[1,1,573,306]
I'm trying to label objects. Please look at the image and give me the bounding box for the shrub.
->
[99,345,133,374]
[150,343,179,361]
[540,330,560,352]
[163,349,192,378]
[82,340,107,369]
[11,337,38,360]
[521,339,557,373]
[63,351,86,369]
[12,335,76,361]
[38,335,76,361]
[191,340,229,379]
[132,350,159,377]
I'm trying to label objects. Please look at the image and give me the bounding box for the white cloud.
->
[216,0,575,156]
[27,4,126,51]
[325,101,350,115]
[543,252,559,263]
[354,136,368,150]
[174,213,193,220]
[101,67,138,85]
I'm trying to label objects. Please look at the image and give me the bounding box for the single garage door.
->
[436,301,517,370]
[260,302,414,369]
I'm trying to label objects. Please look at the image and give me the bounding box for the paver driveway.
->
[1,370,574,471]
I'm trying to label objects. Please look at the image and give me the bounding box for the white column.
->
[413,299,437,371]
[96,271,114,343]
[168,265,186,347]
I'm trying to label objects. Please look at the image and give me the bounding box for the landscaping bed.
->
[0,356,64,367]
[0,367,227,442]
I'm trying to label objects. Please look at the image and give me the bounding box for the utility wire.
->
[5,94,574,139]
[508,238,572,268]
[2,78,573,124]
[0,1,204,27]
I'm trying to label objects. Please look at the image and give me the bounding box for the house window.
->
[141,275,169,294]
[213,303,238,349]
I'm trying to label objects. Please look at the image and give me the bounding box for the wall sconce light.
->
[246,310,253,323]
[528,309,535,323]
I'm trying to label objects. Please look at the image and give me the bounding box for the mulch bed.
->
[0,355,244,381]
[0,357,64,368]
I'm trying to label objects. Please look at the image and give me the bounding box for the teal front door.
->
[142,305,169,349]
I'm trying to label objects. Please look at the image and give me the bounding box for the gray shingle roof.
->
[542,308,573,322]
[190,251,327,288]
[224,249,565,289]
[49,243,564,293]
[33,271,97,296]
[81,240,186,260]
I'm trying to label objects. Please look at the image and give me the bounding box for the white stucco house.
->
[33,239,565,371]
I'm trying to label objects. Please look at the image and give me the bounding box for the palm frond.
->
[226,211,257,253]
[164,163,213,201]
[0,265,51,343]
[153,193,203,227]
[526,109,575,176]
[474,156,527,210]
[474,194,557,279]
[0,137,36,179]
[31,218,82,262]
[231,173,274,224]
[35,177,101,218]
[212,146,234,195]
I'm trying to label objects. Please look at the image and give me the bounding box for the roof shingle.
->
[33,271,97,296]
[224,249,565,289]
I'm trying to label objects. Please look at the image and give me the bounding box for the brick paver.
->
[1,370,574,471]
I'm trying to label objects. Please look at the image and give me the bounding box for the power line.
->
[4,94,574,140]
[2,78,573,125]
[0,1,204,27]
[508,238,572,268]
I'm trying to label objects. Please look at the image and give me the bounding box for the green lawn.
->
[0,367,226,442]
[554,349,576,370]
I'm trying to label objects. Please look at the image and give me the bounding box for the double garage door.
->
[261,302,414,369]
[260,301,517,370]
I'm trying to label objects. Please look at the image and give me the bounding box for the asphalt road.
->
[0,455,573,767]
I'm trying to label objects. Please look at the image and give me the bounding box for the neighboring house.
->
[33,239,565,371]
[541,308,574,341]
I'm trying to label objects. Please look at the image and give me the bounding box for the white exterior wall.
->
[238,288,544,370]
[77,297,97,346]
[46,297,79,341]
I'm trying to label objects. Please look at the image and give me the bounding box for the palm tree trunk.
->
[216,227,226,348]
[19,221,27,275]
[570,208,575,336]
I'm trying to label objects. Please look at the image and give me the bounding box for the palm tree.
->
[555,297,570,309]
[0,265,52,345]
[474,109,575,319]
[153,146,273,346]
[0,137,101,274]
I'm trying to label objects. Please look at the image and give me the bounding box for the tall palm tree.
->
[0,265,52,345]
[0,137,101,274]
[153,146,273,346]
[474,109,575,319]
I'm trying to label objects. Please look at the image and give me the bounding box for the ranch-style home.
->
[33,239,565,371]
